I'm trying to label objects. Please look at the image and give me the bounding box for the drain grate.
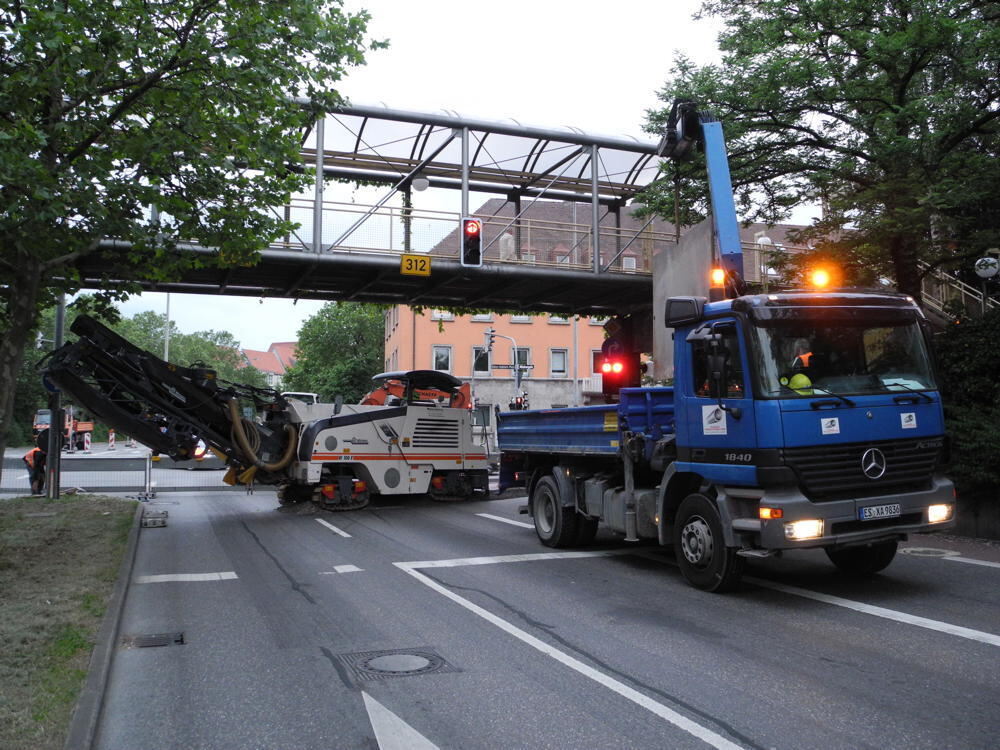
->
[121,632,185,649]
[334,647,458,683]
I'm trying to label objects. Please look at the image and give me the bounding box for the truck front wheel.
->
[825,541,897,577]
[673,493,745,593]
[532,476,579,548]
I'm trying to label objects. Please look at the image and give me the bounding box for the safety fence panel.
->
[1,454,240,495]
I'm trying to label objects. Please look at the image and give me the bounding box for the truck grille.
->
[782,437,941,501]
[412,418,460,448]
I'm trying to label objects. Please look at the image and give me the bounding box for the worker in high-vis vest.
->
[22,444,47,495]
[791,338,813,369]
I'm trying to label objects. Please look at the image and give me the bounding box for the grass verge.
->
[0,495,136,750]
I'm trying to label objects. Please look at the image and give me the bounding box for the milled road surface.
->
[95,490,1000,750]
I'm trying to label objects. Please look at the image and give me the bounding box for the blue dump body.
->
[497,388,675,489]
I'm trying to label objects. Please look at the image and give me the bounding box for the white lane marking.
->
[476,512,534,529]
[945,556,1000,570]
[403,549,634,570]
[362,690,438,750]
[319,565,364,575]
[135,572,238,584]
[316,518,351,537]
[746,576,1000,648]
[395,555,742,750]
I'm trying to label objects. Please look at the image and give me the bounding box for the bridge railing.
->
[919,261,999,320]
[270,199,677,274]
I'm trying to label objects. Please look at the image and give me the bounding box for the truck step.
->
[736,547,778,559]
[517,503,529,515]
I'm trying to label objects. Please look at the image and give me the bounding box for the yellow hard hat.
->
[788,373,813,394]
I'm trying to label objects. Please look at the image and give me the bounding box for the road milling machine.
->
[42,315,489,510]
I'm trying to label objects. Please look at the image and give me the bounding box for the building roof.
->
[269,342,298,371]
[242,349,285,375]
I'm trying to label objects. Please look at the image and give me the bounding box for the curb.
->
[64,502,144,750]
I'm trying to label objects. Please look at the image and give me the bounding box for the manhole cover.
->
[365,654,432,673]
[334,647,458,683]
[899,547,960,558]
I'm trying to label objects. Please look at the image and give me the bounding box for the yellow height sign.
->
[400,254,431,276]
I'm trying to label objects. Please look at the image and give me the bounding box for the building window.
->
[471,313,493,322]
[548,315,569,324]
[550,349,568,378]
[432,345,452,373]
[591,349,603,375]
[590,316,608,326]
[473,346,491,376]
[623,256,637,271]
[510,314,531,323]
[431,309,454,321]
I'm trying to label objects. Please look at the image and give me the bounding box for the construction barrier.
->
[83,432,91,453]
[107,429,116,451]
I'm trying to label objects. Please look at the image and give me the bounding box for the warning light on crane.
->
[461,217,483,267]
[810,268,832,288]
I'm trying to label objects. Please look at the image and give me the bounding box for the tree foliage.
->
[933,307,1000,493]
[112,310,268,387]
[283,302,383,403]
[642,0,1000,294]
[0,0,381,467]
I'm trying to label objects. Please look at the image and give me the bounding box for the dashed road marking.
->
[135,572,238,584]
[396,551,743,750]
[320,565,364,574]
[316,518,351,537]
[476,512,533,529]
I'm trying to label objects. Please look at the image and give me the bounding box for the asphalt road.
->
[95,489,1000,750]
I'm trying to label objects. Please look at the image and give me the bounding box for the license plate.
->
[859,503,901,521]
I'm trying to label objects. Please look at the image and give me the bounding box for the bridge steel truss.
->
[83,103,671,316]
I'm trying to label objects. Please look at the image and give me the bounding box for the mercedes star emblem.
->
[861,448,887,479]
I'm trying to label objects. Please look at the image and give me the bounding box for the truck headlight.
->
[927,504,953,524]
[784,519,824,540]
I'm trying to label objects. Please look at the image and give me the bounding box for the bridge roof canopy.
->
[304,103,665,206]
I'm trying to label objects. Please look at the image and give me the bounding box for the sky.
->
[116,0,728,350]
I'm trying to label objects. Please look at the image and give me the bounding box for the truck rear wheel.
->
[825,540,898,577]
[532,476,579,548]
[673,493,745,593]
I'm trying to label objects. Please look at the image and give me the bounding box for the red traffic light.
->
[460,217,483,267]
[601,361,624,374]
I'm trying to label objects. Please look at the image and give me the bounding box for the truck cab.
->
[663,290,954,575]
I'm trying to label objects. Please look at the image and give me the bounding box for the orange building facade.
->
[383,306,611,410]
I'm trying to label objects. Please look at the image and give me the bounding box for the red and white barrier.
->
[108,429,116,451]
[83,432,91,453]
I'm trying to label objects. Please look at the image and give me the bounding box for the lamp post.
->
[974,255,998,315]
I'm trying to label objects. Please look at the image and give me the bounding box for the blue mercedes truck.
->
[496,103,955,591]
[497,290,955,591]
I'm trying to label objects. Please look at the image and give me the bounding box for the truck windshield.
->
[749,318,936,398]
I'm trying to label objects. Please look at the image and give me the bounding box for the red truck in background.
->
[32,406,94,450]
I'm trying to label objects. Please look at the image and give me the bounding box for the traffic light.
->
[600,337,640,400]
[461,217,482,267]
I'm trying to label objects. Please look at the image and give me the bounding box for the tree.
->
[933,307,1000,494]
[642,0,1000,294]
[0,0,381,474]
[283,302,383,403]
[112,311,269,387]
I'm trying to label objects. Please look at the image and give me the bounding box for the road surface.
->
[93,489,1000,749]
